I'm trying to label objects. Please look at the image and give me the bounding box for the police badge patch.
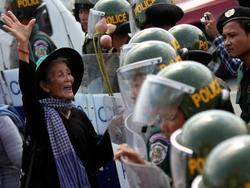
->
[149,133,168,165]
[224,9,235,18]
[33,40,49,58]
[150,142,168,165]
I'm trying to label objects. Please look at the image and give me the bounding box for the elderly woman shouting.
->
[2,11,113,188]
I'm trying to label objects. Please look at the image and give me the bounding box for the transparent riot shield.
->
[122,112,171,188]
[121,158,171,188]
[103,95,130,188]
[80,53,120,94]
[124,112,147,159]
[103,95,126,144]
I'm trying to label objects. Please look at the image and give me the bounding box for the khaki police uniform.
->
[29,24,57,62]
[236,64,250,122]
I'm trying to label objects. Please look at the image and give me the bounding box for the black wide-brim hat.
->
[115,21,131,35]
[145,3,184,26]
[217,6,250,34]
[35,48,84,99]
[184,50,213,66]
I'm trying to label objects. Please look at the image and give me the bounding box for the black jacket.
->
[19,60,113,188]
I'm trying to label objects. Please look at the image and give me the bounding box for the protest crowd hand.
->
[1,11,35,47]
[114,144,146,164]
[2,11,35,62]
[202,12,220,40]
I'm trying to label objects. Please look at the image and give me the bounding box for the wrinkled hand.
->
[114,144,146,164]
[1,11,35,46]
[202,12,220,40]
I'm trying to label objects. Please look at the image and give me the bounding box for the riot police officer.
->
[129,0,184,33]
[115,61,233,182]
[74,0,94,32]
[5,0,57,67]
[170,110,248,188]
[192,135,250,188]
[83,0,131,54]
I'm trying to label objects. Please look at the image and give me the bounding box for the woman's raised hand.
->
[1,11,35,47]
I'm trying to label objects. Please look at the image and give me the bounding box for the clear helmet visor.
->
[128,4,140,36]
[121,156,171,188]
[124,112,148,160]
[117,57,163,110]
[170,129,194,188]
[133,75,195,126]
[87,8,105,38]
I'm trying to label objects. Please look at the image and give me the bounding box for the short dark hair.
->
[236,19,250,34]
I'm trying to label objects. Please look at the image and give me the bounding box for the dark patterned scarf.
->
[39,98,90,188]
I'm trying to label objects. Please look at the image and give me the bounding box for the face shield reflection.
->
[170,129,194,188]
[87,8,105,38]
[133,75,195,126]
[191,175,204,188]
[117,57,163,110]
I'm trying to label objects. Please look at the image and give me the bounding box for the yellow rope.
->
[93,34,113,96]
